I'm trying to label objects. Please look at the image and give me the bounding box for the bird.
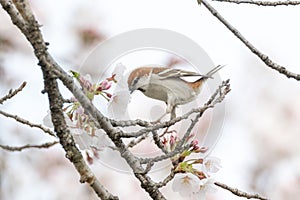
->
[127,65,224,121]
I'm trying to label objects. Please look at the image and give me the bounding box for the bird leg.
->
[151,103,176,124]
[170,106,176,120]
[151,112,168,124]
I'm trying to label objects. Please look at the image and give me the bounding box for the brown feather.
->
[186,79,205,90]
[127,67,167,86]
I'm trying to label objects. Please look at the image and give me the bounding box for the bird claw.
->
[150,119,161,124]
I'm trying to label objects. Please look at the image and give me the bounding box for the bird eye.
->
[132,77,139,87]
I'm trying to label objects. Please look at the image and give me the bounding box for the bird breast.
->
[141,75,201,106]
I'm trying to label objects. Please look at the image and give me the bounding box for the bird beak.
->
[129,87,134,94]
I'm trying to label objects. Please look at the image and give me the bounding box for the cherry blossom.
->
[172,173,200,197]
[107,90,130,119]
[192,177,217,200]
[112,63,126,83]
[107,63,130,119]
[43,111,111,151]
[43,110,73,129]
[71,128,112,151]
[203,157,222,174]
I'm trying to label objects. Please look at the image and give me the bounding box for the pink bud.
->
[191,139,200,151]
[100,80,112,90]
[79,76,92,91]
[170,135,176,146]
[191,139,198,146]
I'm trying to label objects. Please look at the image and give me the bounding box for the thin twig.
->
[212,0,300,6]
[127,133,150,148]
[152,131,169,154]
[111,118,151,127]
[143,161,154,174]
[215,182,269,200]
[200,0,300,81]
[0,141,58,152]
[0,81,27,104]
[157,170,176,188]
[140,144,189,164]
[0,110,56,137]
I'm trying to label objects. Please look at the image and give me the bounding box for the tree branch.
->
[200,0,300,81]
[0,110,56,137]
[212,0,300,6]
[1,1,258,200]
[126,133,150,148]
[0,81,27,104]
[215,182,269,200]
[0,141,58,152]
[152,130,169,154]
[0,1,167,199]
[111,118,151,128]
[157,170,176,188]
[0,1,119,199]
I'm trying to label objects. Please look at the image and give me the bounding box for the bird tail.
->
[205,65,225,78]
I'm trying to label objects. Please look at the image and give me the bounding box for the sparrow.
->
[127,65,224,120]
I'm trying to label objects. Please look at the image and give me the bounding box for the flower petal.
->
[172,173,200,197]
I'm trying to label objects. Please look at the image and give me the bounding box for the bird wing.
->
[156,68,209,79]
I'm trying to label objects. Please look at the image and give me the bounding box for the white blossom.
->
[70,128,91,150]
[43,111,111,151]
[91,129,112,149]
[108,90,130,119]
[203,156,222,174]
[192,177,217,200]
[43,110,54,128]
[107,63,130,119]
[71,128,112,150]
[172,173,200,197]
[43,110,73,128]
[112,63,126,83]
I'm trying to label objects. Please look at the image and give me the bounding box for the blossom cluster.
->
[44,64,129,163]
[161,133,221,199]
